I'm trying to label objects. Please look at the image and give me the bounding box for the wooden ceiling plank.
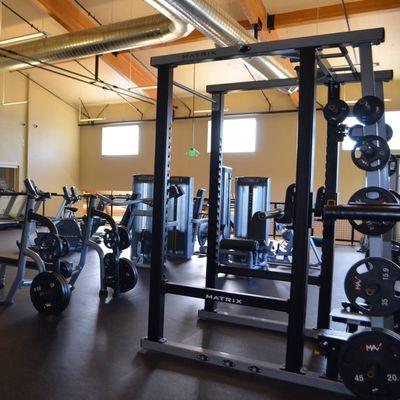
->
[274,0,400,28]
[31,0,156,98]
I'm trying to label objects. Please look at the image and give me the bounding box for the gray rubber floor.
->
[0,229,361,400]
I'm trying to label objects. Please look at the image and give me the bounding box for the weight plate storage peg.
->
[344,257,400,316]
[351,136,390,171]
[323,99,350,124]
[30,271,71,314]
[348,187,398,235]
[353,95,385,125]
[339,328,400,400]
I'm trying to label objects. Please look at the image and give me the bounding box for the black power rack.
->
[141,28,396,397]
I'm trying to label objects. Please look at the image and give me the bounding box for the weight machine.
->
[140,28,400,399]
[130,174,204,264]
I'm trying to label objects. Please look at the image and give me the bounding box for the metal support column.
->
[204,92,225,312]
[147,65,174,342]
[317,81,341,329]
[359,44,385,328]
[285,47,317,372]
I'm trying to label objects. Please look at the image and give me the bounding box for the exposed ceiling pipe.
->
[0,13,193,71]
[145,0,295,92]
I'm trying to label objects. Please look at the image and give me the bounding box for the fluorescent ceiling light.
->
[0,32,46,46]
[128,85,158,91]
[79,117,106,122]
[346,98,391,104]
[194,108,229,114]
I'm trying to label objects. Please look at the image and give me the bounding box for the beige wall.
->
[79,106,364,203]
[0,72,80,215]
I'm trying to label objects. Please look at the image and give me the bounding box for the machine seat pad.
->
[220,238,259,251]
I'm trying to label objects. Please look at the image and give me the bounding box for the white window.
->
[342,111,400,150]
[207,118,256,153]
[101,125,139,156]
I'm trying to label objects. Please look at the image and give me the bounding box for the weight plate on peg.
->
[118,226,131,251]
[36,233,63,264]
[339,328,400,400]
[59,235,70,257]
[351,135,390,171]
[103,228,118,249]
[389,155,398,177]
[348,124,364,141]
[118,258,138,293]
[344,257,400,316]
[30,271,71,314]
[103,252,115,276]
[59,260,73,279]
[386,124,394,142]
[348,187,398,235]
[323,99,350,124]
[353,95,385,125]
[197,222,208,247]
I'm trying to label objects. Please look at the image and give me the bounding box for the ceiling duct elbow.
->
[0,13,193,71]
[145,0,295,91]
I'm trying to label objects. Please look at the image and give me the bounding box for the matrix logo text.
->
[205,294,243,304]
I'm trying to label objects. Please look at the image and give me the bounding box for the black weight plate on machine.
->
[339,328,400,400]
[386,124,394,142]
[389,155,398,177]
[118,258,138,293]
[103,228,118,249]
[59,260,73,279]
[353,95,385,125]
[118,226,131,251]
[344,257,400,316]
[197,222,208,247]
[351,136,390,171]
[348,187,398,235]
[36,233,63,264]
[59,236,70,257]
[30,271,71,314]
[323,99,350,124]
[103,252,115,276]
[348,124,364,141]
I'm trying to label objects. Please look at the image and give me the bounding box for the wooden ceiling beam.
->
[274,0,400,28]
[239,0,299,108]
[148,0,400,48]
[31,0,157,99]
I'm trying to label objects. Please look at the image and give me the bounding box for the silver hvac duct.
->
[145,0,294,89]
[0,13,193,70]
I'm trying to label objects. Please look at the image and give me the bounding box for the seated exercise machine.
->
[130,174,205,265]
[35,186,105,256]
[220,179,322,269]
[141,29,400,399]
[29,192,140,314]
